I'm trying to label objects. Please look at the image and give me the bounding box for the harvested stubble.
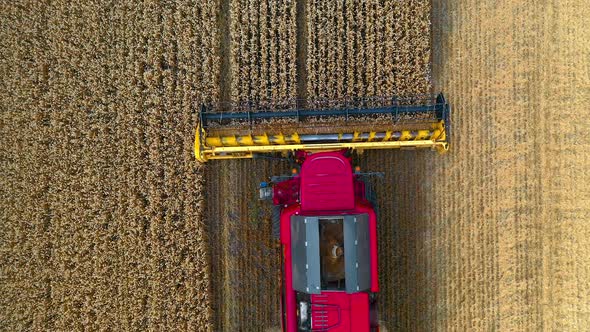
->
[420,0,590,329]
[1,1,218,330]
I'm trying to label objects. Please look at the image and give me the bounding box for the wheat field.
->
[1,1,217,330]
[1,0,589,331]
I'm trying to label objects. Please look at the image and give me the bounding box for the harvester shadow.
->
[205,152,437,331]
[359,150,436,331]
[204,158,291,331]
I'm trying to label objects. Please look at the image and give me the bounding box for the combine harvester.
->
[195,95,450,332]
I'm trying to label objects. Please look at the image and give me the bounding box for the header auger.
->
[194,93,451,162]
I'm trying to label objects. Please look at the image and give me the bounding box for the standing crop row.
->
[306,0,431,99]
[231,0,297,103]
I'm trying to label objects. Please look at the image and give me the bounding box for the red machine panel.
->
[300,152,354,212]
[310,292,369,331]
[278,150,379,332]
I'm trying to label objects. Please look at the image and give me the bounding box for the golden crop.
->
[4,1,588,331]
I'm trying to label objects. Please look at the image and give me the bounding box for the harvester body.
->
[274,150,379,331]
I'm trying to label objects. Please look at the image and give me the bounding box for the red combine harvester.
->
[195,95,451,331]
[266,150,379,331]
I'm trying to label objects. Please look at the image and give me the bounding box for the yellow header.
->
[195,121,448,162]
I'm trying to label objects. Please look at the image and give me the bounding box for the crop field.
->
[1,2,218,330]
[2,1,590,332]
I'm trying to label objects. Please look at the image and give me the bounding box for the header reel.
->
[195,93,451,162]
